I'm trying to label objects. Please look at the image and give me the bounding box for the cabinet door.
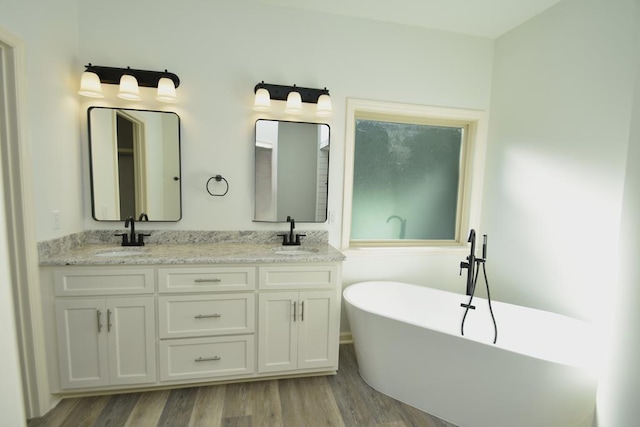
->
[55,299,109,389]
[107,297,157,385]
[258,292,298,373]
[297,290,339,370]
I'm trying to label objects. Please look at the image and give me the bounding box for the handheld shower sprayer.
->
[459,230,498,344]
[482,234,487,260]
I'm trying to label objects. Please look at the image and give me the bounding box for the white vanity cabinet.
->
[45,257,342,395]
[257,265,340,373]
[53,268,156,389]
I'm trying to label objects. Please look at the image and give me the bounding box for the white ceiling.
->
[262,0,564,38]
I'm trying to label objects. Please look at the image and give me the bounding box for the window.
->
[342,99,487,248]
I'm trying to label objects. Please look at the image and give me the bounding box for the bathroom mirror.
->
[88,107,181,221]
[254,119,329,222]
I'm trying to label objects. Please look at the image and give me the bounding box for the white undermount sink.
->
[272,247,319,255]
[94,248,148,257]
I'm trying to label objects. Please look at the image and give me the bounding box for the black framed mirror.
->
[88,107,182,221]
[254,119,329,222]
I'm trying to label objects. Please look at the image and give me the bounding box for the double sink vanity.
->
[38,105,343,396]
[38,231,344,394]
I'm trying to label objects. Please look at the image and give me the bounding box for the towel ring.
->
[206,175,229,197]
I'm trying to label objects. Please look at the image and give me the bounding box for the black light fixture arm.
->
[254,81,329,104]
[84,63,180,89]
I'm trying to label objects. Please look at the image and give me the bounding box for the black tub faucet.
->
[459,229,477,296]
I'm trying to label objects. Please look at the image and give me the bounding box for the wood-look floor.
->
[28,344,457,427]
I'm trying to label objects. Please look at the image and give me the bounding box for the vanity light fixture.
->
[253,87,271,111]
[156,77,177,103]
[78,71,104,98]
[79,64,180,103]
[253,81,332,116]
[285,87,302,114]
[117,74,141,101]
[316,93,333,117]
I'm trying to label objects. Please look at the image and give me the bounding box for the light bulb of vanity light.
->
[78,71,104,98]
[253,87,271,111]
[156,77,177,103]
[117,74,141,101]
[316,93,333,116]
[285,90,302,114]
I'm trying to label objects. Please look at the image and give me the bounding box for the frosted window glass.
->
[351,119,462,240]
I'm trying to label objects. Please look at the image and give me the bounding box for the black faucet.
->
[115,216,150,246]
[459,229,477,296]
[138,212,149,221]
[459,229,490,297]
[278,216,305,246]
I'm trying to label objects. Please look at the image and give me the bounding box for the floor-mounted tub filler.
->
[344,281,598,427]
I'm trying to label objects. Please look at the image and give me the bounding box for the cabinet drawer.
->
[54,268,154,296]
[158,294,255,338]
[158,267,255,293]
[159,335,254,381]
[258,265,338,290]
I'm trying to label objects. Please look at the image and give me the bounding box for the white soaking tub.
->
[343,281,598,427]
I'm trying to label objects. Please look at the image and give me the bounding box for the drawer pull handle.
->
[194,278,222,283]
[195,356,221,362]
[194,314,221,319]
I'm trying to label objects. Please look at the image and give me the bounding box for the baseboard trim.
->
[340,332,353,344]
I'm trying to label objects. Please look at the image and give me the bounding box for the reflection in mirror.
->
[88,107,181,221]
[254,119,329,222]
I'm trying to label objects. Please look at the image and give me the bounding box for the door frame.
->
[0,26,50,418]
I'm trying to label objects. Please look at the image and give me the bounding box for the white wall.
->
[0,1,83,242]
[482,0,636,322]
[597,8,640,424]
[483,0,639,425]
[75,0,493,242]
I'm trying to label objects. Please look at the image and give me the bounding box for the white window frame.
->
[341,98,488,250]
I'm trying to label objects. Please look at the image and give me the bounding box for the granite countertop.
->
[38,231,345,266]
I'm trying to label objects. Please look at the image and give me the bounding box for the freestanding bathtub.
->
[343,281,598,427]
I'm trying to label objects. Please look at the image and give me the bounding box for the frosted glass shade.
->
[316,94,333,116]
[285,90,302,114]
[78,71,104,98]
[156,77,177,103]
[253,88,271,111]
[117,74,141,101]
